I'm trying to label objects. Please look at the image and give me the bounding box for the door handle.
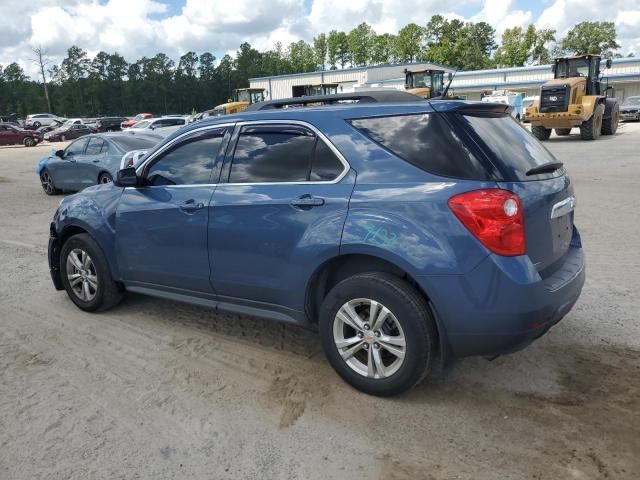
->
[92,159,100,163]
[179,199,205,213]
[290,195,325,208]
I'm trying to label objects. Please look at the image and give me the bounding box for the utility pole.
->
[31,46,53,113]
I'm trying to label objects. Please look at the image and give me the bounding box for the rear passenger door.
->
[77,137,107,187]
[209,121,355,316]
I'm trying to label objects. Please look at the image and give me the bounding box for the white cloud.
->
[0,0,639,80]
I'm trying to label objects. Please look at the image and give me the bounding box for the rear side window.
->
[350,113,489,180]
[85,138,106,155]
[229,125,344,184]
[146,129,225,186]
[458,114,563,181]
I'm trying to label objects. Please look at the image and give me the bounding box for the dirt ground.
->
[1,124,639,480]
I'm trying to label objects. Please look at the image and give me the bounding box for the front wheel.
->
[23,136,35,147]
[40,169,60,195]
[98,172,113,184]
[532,125,551,140]
[33,121,41,128]
[319,273,437,396]
[60,233,123,312]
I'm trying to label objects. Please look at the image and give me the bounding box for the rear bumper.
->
[418,244,585,358]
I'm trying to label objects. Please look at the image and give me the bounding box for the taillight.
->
[448,189,525,256]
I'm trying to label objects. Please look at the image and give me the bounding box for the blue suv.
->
[48,93,585,396]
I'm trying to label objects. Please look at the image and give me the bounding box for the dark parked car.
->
[36,132,161,195]
[47,92,585,396]
[45,124,93,142]
[0,123,43,146]
[620,96,640,122]
[37,120,65,134]
[94,117,126,132]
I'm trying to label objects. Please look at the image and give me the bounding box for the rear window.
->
[458,114,563,181]
[350,113,490,180]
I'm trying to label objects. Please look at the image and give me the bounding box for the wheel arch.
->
[305,252,450,368]
[305,253,431,323]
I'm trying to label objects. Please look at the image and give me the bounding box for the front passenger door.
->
[116,127,229,295]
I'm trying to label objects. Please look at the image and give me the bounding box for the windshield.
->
[235,90,250,103]
[133,120,151,129]
[622,96,640,106]
[556,58,590,78]
[134,114,146,120]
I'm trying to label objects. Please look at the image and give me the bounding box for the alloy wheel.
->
[40,171,54,194]
[66,249,98,302]
[333,298,406,379]
[99,173,113,184]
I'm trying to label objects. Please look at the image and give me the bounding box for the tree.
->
[328,30,350,69]
[396,23,423,63]
[313,33,328,70]
[31,46,53,112]
[371,33,396,64]
[528,27,556,65]
[423,15,495,70]
[347,22,375,67]
[561,21,620,56]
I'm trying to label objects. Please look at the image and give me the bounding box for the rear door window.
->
[350,113,490,180]
[85,138,106,155]
[457,114,563,181]
[229,126,315,183]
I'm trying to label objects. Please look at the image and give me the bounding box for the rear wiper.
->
[526,161,564,176]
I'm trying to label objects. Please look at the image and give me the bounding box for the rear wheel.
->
[602,103,619,135]
[33,121,41,128]
[23,136,35,147]
[60,233,122,312]
[580,104,604,140]
[319,273,437,396]
[532,125,551,140]
[555,128,572,136]
[40,168,61,195]
[98,172,113,184]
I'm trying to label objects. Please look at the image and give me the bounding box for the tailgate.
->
[499,175,574,271]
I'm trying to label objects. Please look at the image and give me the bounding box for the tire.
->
[580,104,604,140]
[33,121,41,128]
[60,233,123,312]
[40,168,61,195]
[532,125,551,140]
[98,172,113,184]
[601,102,619,135]
[23,136,35,147]
[319,273,437,397]
[555,128,572,136]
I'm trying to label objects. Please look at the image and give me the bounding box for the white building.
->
[250,57,640,102]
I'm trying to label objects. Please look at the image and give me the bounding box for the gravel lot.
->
[1,124,639,480]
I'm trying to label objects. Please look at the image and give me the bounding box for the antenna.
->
[439,69,458,100]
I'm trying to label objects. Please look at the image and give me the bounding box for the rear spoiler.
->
[429,100,513,116]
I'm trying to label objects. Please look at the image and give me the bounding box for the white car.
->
[25,113,66,128]
[128,116,187,137]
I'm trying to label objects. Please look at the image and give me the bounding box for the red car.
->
[0,123,43,147]
[121,113,153,129]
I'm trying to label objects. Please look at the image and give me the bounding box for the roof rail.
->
[245,90,424,111]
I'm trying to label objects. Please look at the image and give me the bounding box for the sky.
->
[1,0,639,79]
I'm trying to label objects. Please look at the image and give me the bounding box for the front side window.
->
[65,138,88,157]
[146,129,226,186]
[228,125,344,184]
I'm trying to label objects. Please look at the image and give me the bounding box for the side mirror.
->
[53,149,63,157]
[149,125,155,130]
[605,59,612,69]
[114,167,138,187]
